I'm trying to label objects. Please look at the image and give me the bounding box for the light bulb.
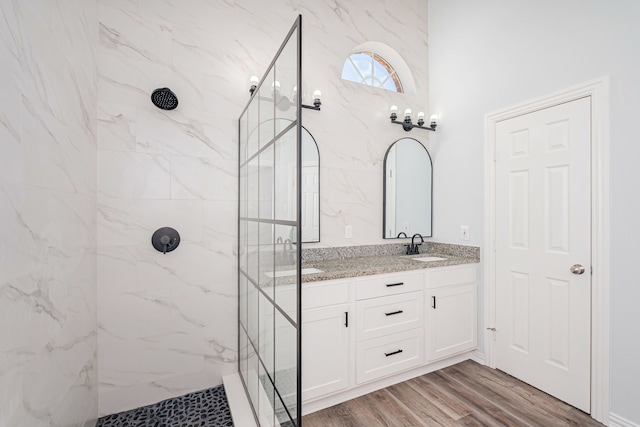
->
[430,114,438,125]
[249,75,259,94]
[271,80,281,98]
[312,90,322,108]
[404,108,412,118]
[390,105,398,114]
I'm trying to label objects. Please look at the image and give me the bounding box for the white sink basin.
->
[412,256,447,262]
[265,268,324,278]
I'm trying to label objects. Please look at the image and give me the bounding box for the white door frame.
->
[483,77,610,424]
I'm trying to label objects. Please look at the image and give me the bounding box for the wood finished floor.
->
[302,360,603,427]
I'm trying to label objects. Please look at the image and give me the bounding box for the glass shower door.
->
[238,16,302,427]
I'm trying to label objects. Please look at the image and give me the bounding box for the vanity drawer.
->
[355,329,424,384]
[425,265,477,289]
[355,271,423,300]
[355,291,424,341]
[303,280,350,310]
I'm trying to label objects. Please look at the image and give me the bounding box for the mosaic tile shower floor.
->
[97,385,234,427]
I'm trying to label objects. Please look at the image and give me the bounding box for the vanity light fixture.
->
[249,75,259,94]
[390,105,437,131]
[304,90,322,110]
[248,76,321,111]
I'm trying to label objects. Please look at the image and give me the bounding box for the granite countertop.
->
[301,246,480,283]
[249,243,480,287]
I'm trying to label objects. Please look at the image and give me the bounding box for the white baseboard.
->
[469,350,486,365]
[222,373,258,427]
[610,413,640,427]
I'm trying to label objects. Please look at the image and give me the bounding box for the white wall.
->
[428,0,640,423]
[96,0,429,415]
[300,0,429,247]
[0,0,98,425]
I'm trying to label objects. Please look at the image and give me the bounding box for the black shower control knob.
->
[151,227,180,254]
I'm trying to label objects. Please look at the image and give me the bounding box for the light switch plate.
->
[345,225,353,238]
[461,225,470,241]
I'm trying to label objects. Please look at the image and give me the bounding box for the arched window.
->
[341,51,403,93]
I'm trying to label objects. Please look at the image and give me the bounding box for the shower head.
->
[151,87,178,110]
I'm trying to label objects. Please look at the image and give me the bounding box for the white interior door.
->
[301,164,319,242]
[494,97,591,412]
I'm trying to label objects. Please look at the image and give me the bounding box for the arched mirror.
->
[300,127,320,243]
[383,138,432,238]
[254,119,320,243]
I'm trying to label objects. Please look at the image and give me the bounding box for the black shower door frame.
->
[237,15,303,427]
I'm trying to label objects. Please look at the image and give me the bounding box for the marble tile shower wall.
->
[96,1,241,416]
[96,0,427,417]
[0,1,99,426]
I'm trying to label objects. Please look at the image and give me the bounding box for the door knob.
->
[570,264,585,275]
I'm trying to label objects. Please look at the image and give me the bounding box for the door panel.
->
[509,271,529,354]
[546,165,570,253]
[301,165,319,242]
[509,171,529,248]
[495,97,591,412]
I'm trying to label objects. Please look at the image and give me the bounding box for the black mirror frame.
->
[382,137,433,239]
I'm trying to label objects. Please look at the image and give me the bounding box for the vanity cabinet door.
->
[426,283,477,361]
[302,303,349,401]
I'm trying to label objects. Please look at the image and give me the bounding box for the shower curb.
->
[223,373,258,427]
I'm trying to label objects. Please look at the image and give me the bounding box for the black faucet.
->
[397,232,407,238]
[283,238,294,264]
[405,233,424,255]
